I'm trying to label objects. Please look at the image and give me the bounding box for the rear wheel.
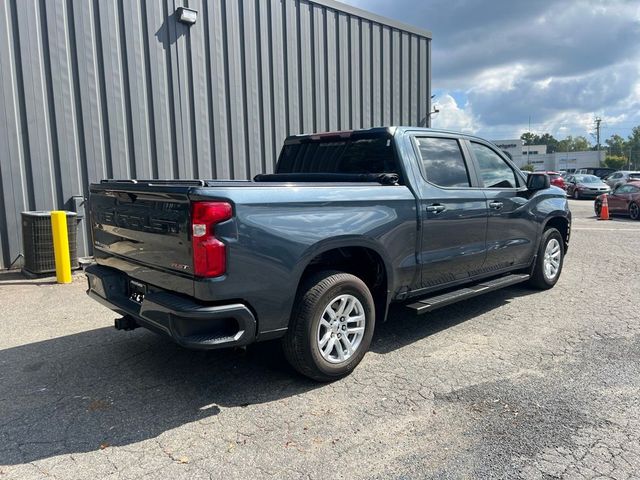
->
[529,228,564,290]
[282,271,375,382]
[594,200,602,217]
[630,202,640,220]
[573,189,580,200]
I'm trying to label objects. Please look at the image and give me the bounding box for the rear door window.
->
[414,137,471,188]
[470,142,519,188]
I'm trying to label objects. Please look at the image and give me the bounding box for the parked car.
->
[595,181,640,220]
[604,171,640,190]
[575,167,616,179]
[85,127,571,381]
[560,171,573,183]
[544,171,566,190]
[566,174,611,199]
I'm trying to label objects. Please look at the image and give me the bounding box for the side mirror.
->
[527,172,550,191]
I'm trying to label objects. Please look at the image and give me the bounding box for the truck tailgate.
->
[90,183,194,276]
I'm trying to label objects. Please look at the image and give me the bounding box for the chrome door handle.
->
[426,204,446,213]
[489,201,504,210]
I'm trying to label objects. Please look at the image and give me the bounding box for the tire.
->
[594,200,602,217]
[630,202,640,221]
[573,189,580,200]
[282,270,375,382]
[529,228,565,290]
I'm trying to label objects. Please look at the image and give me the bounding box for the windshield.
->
[630,173,640,179]
[576,175,600,184]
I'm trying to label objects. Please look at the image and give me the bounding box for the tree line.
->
[520,126,640,170]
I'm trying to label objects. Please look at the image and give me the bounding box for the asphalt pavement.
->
[1,199,639,479]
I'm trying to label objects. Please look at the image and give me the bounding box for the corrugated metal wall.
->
[0,0,431,269]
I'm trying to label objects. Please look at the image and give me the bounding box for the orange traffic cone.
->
[599,194,610,220]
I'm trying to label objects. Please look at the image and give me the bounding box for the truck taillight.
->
[191,201,233,277]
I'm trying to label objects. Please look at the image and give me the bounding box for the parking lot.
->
[1,199,639,479]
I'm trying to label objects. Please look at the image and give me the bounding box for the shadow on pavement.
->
[372,284,537,354]
[0,285,535,465]
[0,271,60,286]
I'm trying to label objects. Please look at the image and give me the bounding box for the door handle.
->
[426,204,446,213]
[489,201,504,210]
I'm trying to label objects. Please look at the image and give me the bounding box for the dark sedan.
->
[566,174,611,199]
[595,181,640,220]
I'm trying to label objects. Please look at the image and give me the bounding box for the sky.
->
[345,0,640,143]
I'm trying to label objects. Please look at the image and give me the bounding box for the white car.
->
[605,171,640,190]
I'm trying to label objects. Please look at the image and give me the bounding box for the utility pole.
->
[594,117,602,166]
[594,117,601,150]
[527,115,531,165]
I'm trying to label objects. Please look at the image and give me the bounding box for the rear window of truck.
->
[277,136,398,176]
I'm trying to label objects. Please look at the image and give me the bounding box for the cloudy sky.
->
[346,0,640,143]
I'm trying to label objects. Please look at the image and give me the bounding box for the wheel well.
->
[297,247,389,322]
[544,217,569,252]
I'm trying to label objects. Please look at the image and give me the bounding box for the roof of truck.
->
[285,126,492,144]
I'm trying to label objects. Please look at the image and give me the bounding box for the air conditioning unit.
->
[21,211,79,275]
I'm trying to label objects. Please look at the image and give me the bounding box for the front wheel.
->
[630,202,640,220]
[529,228,565,290]
[573,189,580,200]
[282,271,375,382]
[594,200,602,217]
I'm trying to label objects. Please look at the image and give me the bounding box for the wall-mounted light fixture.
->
[177,7,198,25]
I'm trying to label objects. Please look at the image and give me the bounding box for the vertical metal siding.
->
[0,0,431,269]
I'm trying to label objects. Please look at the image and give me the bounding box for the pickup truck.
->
[86,127,571,381]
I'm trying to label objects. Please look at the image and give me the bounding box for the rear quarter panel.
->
[189,184,418,336]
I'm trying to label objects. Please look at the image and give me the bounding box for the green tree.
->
[605,134,627,156]
[521,132,539,146]
[626,126,640,169]
[557,136,573,152]
[538,133,559,153]
[604,155,627,170]
[572,136,591,151]
[557,135,592,152]
[521,164,535,172]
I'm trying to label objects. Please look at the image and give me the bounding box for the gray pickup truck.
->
[86,127,571,381]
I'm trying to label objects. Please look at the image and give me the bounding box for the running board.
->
[406,273,530,314]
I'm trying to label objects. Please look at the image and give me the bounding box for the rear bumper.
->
[85,265,256,349]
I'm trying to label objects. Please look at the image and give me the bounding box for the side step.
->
[406,273,530,314]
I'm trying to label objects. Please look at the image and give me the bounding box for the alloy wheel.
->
[543,238,561,281]
[317,294,366,364]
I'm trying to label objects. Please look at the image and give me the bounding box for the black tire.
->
[630,202,640,220]
[573,189,580,200]
[282,270,375,382]
[529,228,565,290]
[594,200,602,217]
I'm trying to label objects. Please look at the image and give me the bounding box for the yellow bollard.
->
[51,211,72,284]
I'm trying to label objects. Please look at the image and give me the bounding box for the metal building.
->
[0,0,432,269]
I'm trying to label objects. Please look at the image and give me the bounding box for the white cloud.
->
[430,95,477,134]
[345,0,640,141]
